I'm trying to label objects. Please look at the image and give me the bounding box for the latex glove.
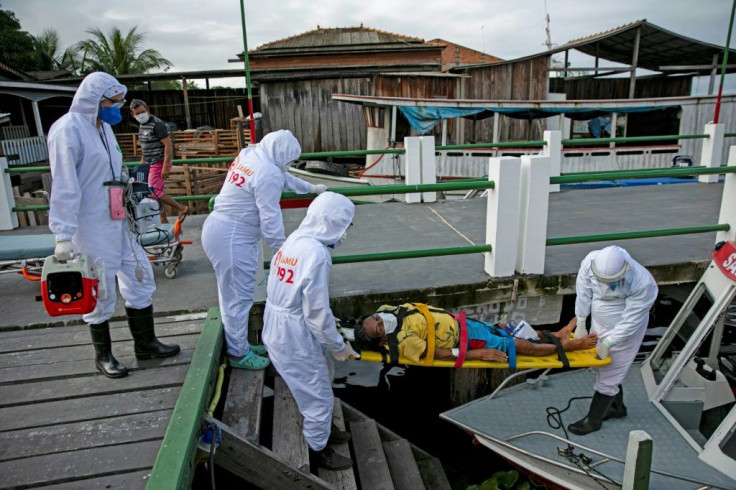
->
[310,184,328,194]
[574,316,588,340]
[331,343,361,361]
[596,338,615,360]
[54,239,76,261]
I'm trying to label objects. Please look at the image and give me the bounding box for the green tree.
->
[76,26,172,76]
[33,29,82,75]
[0,6,39,71]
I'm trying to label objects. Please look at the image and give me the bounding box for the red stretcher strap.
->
[454,310,468,368]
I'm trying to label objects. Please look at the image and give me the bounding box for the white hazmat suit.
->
[202,130,316,358]
[575,246,658,395]
[263,192,355,451]
[48,72,155,325]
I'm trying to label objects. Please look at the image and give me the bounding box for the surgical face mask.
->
[133,112,150,124]
[328,230,348,249]
[99,105,122,125]
[377,312,398,335]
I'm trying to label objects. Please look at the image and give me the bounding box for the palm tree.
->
[76,26,172,76]
[33,28,83,75]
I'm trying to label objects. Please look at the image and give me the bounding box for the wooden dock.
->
[0,312,205,489]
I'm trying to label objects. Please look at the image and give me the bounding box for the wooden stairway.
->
[212,369,452,490]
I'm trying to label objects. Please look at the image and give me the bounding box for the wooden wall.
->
[459,56,550,142]
[549,75,692,100]
[371,75,459,99]
[259,78,371,153]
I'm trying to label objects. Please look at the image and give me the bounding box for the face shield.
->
[591,255,628,294]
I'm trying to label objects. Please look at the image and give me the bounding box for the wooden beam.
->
[548,66,633,72]
[208,416,332,490]
[222,369,264,443]
[659,64,736,71]
[146,307,224,490]
[629,27,641,99]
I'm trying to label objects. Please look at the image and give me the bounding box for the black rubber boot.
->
[604,385,628,420]
[309,446,353,471]
[568,391,616,435]
[90,321,128,378]
[126,305,180,360]
[328,424,352,444]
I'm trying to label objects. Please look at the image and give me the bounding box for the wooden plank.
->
[382,439,425,490]
[0,409,171,462]
[0,364,189,408]
[0,439,161,489]
[210,416,331,490]
[349,418,395,490]
[221,369,264,443]
[0,333,200,368]
[319,398,357,489]
[39,470,151,490]
[272,376,309,471]
[146,307,224,490]
[0,346,195,385]
[415,457,452,490]
[0,321,201,354]
[0,387,180,431]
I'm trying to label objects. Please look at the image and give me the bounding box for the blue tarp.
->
[399,105,673,135]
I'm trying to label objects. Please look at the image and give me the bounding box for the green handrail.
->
[436,141,545,150]
[12,180,495,213]
[551,166,736,184]
[547,224,730,246]
[726,132,736,138]
[265,244,492,269]
[561,134,708,146]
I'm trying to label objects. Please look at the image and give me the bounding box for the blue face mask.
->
[99,105,122,125]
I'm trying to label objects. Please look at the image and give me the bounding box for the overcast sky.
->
[4,0,735,91]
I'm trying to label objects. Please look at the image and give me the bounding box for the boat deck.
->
[441,368,736,489]
[0,313,205,489]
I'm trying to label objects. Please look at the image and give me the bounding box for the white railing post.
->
[485,157,522,277]
[622,430,653,489]
[717,146,736,243]
[0,157,19,230]
[699,123,725,184]
[404,136,436,203]
[543,130,562,193]
[516,155,551,274]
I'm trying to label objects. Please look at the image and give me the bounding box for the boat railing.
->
[499,430,732,489]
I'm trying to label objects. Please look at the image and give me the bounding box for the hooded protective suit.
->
[202,130,314,357]
[575,246,658,395]
[262,192,355,451]
[48,72,155,325]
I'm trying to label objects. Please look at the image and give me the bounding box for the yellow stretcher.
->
[357,348,612,369]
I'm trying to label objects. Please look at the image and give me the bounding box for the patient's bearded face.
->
[363,314,385,339]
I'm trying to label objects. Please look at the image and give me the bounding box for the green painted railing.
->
[561,134,708,146]
[146,307,224,490]
[547,224,730,246]
[266,244,492,269]
[550,166,736,184]
[13,180,495,213]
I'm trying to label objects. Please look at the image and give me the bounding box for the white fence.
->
[0,136,48,166]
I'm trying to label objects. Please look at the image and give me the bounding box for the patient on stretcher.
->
[354,303,598,364]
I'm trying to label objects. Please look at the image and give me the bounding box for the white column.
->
[717,145,736,243]
[31,101,44,137]
[543,130,561,193]
[404,136,436,203]
[516,155,551,274]
[0,157,19,230]
[485,157,522,277]
[622,430,653,490]
[699,123,725,184]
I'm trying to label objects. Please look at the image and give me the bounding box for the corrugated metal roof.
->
[256,25,424,51]
[454,19,733,75]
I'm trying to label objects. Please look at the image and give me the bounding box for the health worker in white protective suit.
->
[568,245,658,435]
[48,72,180,379]
[202,129,327,370]
[263,192,359,471]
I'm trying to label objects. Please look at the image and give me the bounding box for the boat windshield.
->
[649,284,716,383]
